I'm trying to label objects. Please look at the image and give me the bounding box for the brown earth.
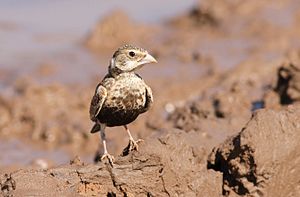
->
[1,0,300,196]
[2,104,300,196]
[208,105,300,197]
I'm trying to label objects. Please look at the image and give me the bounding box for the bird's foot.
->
[101,152,115,166]
[129,138,144,151]
[121,138,144,156]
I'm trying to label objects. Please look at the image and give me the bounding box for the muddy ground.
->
[1,0,300,196]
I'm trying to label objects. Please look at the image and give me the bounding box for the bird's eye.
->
[129,51,135,57]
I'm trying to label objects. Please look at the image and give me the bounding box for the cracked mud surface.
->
[2,0,300,196]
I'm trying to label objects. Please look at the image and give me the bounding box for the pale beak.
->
[138,53,157,66]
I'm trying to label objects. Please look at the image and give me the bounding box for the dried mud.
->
[1,0,300,196]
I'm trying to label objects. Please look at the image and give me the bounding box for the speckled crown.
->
[113,44,146,58]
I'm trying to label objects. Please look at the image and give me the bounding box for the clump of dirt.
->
[168,98,214,132]
[261,51,300,108]
[275,54,300,104]
[0,79,94,151]
[208,105,300,196]
[0,174,16,197]
[85,10,157,53]
[213,85,251,119]
[167,86,252,147]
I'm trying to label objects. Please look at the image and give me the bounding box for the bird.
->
[89,44,157,165]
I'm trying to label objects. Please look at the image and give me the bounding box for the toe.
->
[129,139,143,151]
[101,153,115,165]
[136,139,144,143]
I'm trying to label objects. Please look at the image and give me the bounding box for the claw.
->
[101,152,115,166]
[129,138,144,151]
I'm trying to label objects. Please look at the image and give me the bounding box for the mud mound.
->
[208,105,300,196]
[169,4,219,29]
[4,129,222,196]
[201,0,270,20]
[85,11,155,53]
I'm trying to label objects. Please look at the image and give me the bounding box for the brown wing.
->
[141,85,153,113]
[89,84,107,122]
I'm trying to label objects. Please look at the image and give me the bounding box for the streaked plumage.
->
[89,45,157,165]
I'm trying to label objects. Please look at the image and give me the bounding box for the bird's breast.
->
[105,76,146,110]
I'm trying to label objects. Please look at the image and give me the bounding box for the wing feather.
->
[141,85,153,113]
[89,85,107,121]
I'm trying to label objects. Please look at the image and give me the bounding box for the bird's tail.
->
[90,123,101,133]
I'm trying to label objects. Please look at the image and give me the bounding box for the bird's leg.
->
[99,124,114,165]
[124,125,143,151]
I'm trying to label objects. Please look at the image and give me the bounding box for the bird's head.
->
[109,45,157,76]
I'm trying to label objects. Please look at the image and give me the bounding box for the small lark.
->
[89,45,157,165]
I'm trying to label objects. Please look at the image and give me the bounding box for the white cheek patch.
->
[126,61,137,71]
[111,58,137,72]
